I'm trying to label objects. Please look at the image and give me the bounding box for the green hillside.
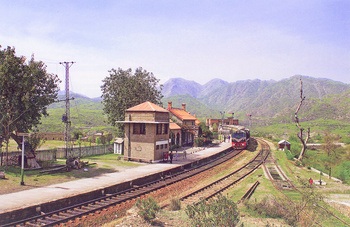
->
[38,97,112,134]
[37,76,350,137]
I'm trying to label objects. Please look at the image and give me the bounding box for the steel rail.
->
[179,138,270,206]
[238,180,260,204]
[260,138,324,227]
[261,138,349,226]
[3,146,242,227]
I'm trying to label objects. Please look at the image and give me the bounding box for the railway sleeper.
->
[37,218,53,224]
[23,222,39,227]
[77,206,94,212]
[45,216,63,222]
[59,211,75,217]
[68,209,84,215]
[88,202,103,207]
[96,200,111,206]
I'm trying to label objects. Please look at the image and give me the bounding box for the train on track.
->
[231,128,250,149]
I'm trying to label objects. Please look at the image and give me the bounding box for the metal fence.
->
[0,144,114,166]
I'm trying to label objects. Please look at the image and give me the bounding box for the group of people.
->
[163,150,187,163]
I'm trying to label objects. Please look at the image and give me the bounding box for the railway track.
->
[261,142,296,192]
[3,146,244,227]
[176,138,270,207]
[261,138,350,227]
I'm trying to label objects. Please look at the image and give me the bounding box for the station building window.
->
[156,124,162,135]
[163,124,168,134]
[133,123,146,135]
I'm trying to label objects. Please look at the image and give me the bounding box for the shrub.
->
[186,194,240,226]
[194,137,205,147]
[334,161,350,183]
[285,149,294,161]
[135,196,160,222]
[246,179,327,226]
[170,197,181,211]
[340,136,350,145]
[171,144,181,151]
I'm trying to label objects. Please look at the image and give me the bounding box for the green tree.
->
[322,132,344,179]
[0,46,60,168]
[95,137,102,145]
[212,123,218,132]
[101,67,163,133]
[73,130,83,140]
[199,122,213,143]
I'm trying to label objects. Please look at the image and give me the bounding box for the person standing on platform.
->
[169,151,173,164]
[175,151,178,161]
[183,150,187,159]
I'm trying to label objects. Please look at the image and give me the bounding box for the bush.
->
[135,196,160,222]
[186,194,240,226]
[170,144,181,151]
[285,149,294,161]
[194,137,205,147]
[340,136,350,145]
[246,190,326,227]
[334,161,350,183]
[170,198,181,211]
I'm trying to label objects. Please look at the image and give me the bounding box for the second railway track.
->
[4,138,273,227]
[4,145,241,226]
[176,138,270,207]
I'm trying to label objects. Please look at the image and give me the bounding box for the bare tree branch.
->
[295,77,311,161]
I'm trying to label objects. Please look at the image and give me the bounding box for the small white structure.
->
[278,140,291,150]
[114,138,124,154]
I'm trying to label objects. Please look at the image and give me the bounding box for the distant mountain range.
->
[162,75,350,120]
[42,75,350,133]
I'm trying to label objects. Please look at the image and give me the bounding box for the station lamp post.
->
[18,133,30,185]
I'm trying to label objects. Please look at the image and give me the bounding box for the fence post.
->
[0,152,2,166]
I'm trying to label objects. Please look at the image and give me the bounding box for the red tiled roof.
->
[169,108,197,121]
[169,119,181,130]
[126,101,168,113]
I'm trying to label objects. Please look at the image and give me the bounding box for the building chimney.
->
[168,101,172,110]
[182,103,186,111]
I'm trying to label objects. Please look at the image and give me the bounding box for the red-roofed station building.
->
[169,119,182,146]
[167,101,200,146]
[121,101,170,162]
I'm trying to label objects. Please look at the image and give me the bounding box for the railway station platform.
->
[0,142,232,217]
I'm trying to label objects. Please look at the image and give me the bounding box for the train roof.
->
[232,128,249,133]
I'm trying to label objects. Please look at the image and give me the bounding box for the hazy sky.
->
[1,0,349,98]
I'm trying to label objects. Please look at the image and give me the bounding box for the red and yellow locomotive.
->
[231,129,250,149]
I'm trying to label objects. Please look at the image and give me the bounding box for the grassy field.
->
[0,153,142,195]
[1,139,97,153]
[227,141,350,226]
[1,139,349,226]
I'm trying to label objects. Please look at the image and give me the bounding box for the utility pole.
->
[60,61,75,159]
[220,111,225,127]
[230,112,234,125]
[247,114,252,134]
